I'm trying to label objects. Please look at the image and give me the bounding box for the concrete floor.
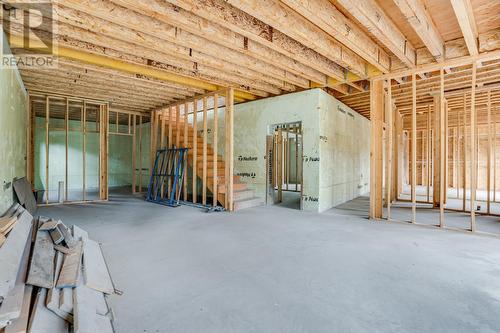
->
[38,193,500,333]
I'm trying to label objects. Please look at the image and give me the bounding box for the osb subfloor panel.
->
[38,193,500,333]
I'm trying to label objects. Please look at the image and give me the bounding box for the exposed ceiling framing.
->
[1,0,499,117]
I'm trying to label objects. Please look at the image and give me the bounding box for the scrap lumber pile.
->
[0,204,116,333]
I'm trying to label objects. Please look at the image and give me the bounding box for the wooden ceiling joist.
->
[277,0,390,73]
[224,0,368,78]
[2,0,498,116]
[450,0,479,56]
[50,2,306,90]
[97,0,329,83]
[333,0,417,68]
[392,0,445,60]
[159,0,341,83]
[7,33,257,101]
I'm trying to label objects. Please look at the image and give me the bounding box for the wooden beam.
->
[439,69,445,227]
[45,96,49,204]
[192,101,198,204]
[487,90,492,214]
[370,80,384,218]
[160,0,346,82]
[470,63,477,231]
[132,115,136,193]
[385,79,393,220]
[213,94,218,207]
[412,74,417,223]
[183,103,189,201]
[7,34,256,101]
[202,97,208,206]
[334,0,416,69]
[372,49,500,80]
[392,0,444,60]
[426,105,431,202]
[225,88,235,211]
[450,0,478,56]
[462,94,467,211]
[280,0,390,72]
[225,0,367,78]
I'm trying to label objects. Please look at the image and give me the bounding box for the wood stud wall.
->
[150,88,234,211]
[371,54,500,234]
[29,93,110,205]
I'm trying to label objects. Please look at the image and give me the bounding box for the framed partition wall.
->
[28,92,109,205]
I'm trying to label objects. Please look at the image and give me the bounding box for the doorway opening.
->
[266,122,303,210]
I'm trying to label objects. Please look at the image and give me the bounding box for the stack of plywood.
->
[0,205,116,333]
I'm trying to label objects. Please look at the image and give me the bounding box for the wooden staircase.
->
[169,124,263,211]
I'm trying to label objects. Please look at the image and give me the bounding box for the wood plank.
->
[26,229,55,289]
[0,225,32,328]
[56,241,83,289]
[4,285,32,333]
[82,240,114,295]
[74,266,112,333]
[59,287,73,316]
[27,289,68,333]
[46,252,72,323]
[74,289,113,333]
[0,210,33,299]
[46,252,63,309]
[12,179,36,215]
[72,226,88,243]
[0,205,23,234]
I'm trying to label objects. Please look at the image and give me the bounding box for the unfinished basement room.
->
[0,0,499,332]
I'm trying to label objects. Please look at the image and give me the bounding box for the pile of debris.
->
[0,203,116,333]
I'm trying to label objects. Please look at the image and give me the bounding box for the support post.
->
[385,79,393,220]
[213,94,219,207]
[184,103,188,201]
[439,69,445,227]
[202,97,208,205]
[470,63,477,232]
[192,101,198,203]
[225,88,234,211]
[45,96,50,204]
[370,80,384,219]
[427,105,431,202]
[411,74,417,223]
[65,98,69,201]
[487,90,492,214]
[132,114,136,193]
[462,94,467,211]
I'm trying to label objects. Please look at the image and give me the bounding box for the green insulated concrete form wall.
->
[230,89,370,213]
[31,98,151,204]
[0,33,28,212]
[318,91,370,212]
